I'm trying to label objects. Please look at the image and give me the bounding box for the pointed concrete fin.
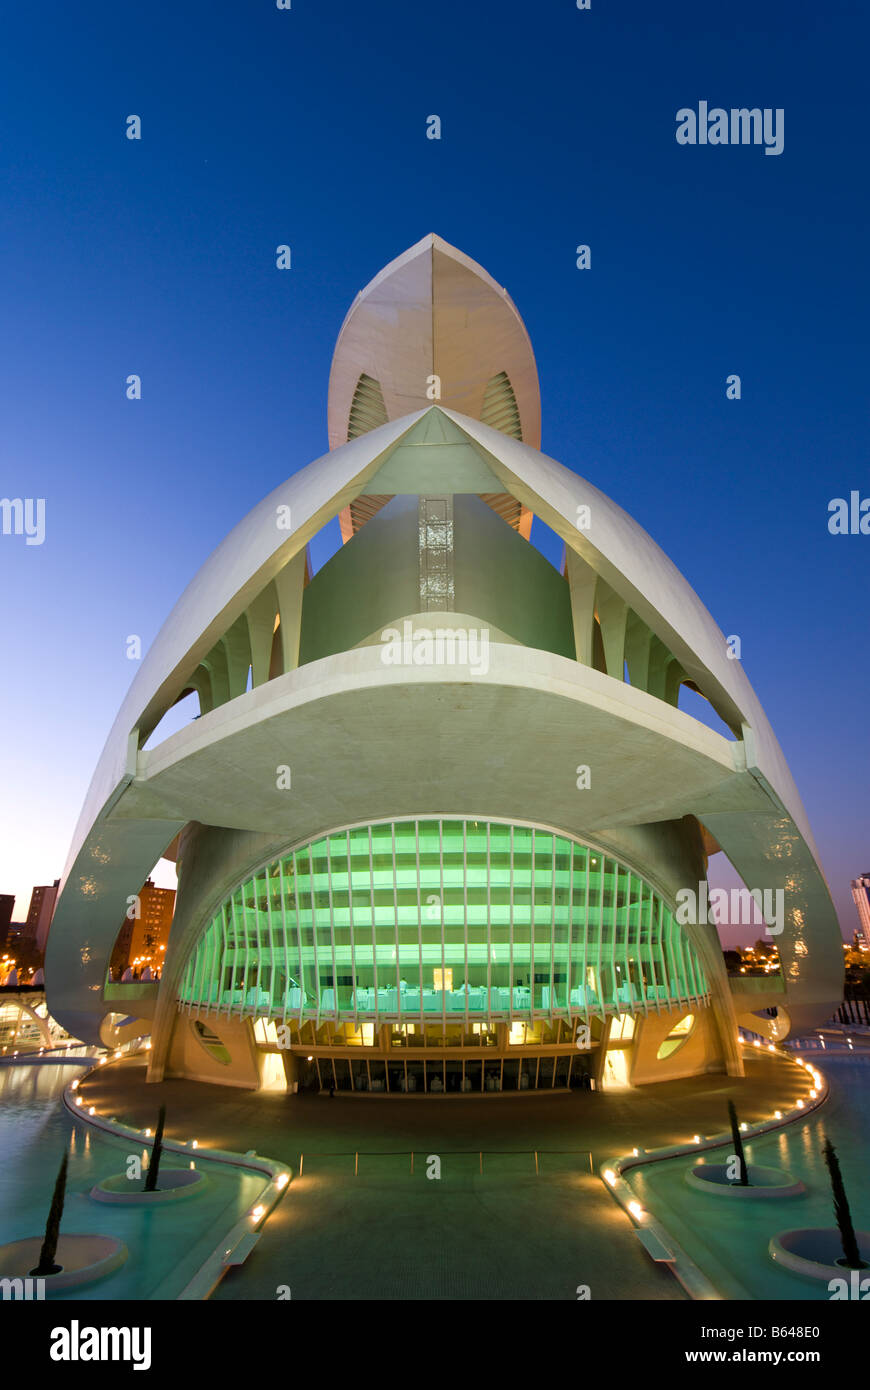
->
[360,408,505,495]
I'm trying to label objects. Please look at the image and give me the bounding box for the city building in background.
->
[46,235,844,1089]
[108,879,175,980]
[0,895,13,951]
[24,879,59,955]
[851,873,870,951]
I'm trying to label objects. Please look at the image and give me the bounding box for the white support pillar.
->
[565,548,598,667]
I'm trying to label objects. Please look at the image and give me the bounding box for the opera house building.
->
[45,235,843,1096]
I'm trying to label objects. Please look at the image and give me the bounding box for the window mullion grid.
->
[231,891,244,1021]
[567,840,575,1027]
[415,821,424,1028]
[595,855,605,1022]
[328,837,339,1023]
[486,822,493,1020]
[205,917,219,1015]
[219,901,229,1019]
[509,824,515,1023]
[439,819,447,1034]
[529,828,535,1019]
[641,888,652,1018]
[307,846,321,1029]
[661,902,680,1014]
[675,917,691,1008]
[189,922,205,1012]
[368,826,378,1026]
[621,866,632,1016]
[264,869,277,1018]
[278,857,291,1028]
[391,823,401,1029]
[680,928,694,1006]
[254,869,265,1012]
[582,847,590,1033]
[674,912,691,1012]
[631,877,643,1014]
[549,837,557,1023]
[345,832,358,1026]
[463,821,470,1031]
[292,850,305,1022]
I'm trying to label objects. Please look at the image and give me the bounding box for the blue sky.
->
[1,0,867,947]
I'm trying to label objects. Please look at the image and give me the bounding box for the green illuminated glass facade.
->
[177,819,708,1024]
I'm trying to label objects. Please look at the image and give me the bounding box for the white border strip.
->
[61,1053,291,1301]
[598,1043,830,1299]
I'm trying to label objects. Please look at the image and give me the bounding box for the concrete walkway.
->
[76,1048,809,1300]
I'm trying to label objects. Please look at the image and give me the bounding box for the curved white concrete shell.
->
[327,234,541,451]
[45,238,843,1080]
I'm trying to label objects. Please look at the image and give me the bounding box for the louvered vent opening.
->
[349,494,394,531]
[339,493,395,543]
[480,371,523,440]
[347,373,388,440]
[480,494,525,531]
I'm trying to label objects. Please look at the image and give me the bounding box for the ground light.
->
[250,1205,265,1225]
[603,1168,617,1186]
[627,1200,645,1221]
[276,1174,289,1190]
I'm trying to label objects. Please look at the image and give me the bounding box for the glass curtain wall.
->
[177,820,709,1024]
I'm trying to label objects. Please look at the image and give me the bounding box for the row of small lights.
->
[602,1034,826,1224]
[70,1042,290,1227]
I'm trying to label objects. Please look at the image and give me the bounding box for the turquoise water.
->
[627,1051,870,1300]
[0,1059,264,1300]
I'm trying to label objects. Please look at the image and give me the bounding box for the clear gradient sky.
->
[0,1,867,949]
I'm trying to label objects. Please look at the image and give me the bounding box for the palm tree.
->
[30,1151,68,1275]
[823,1136,866,1270]
[727,1099,749,1185]
[143,1105,167,1192]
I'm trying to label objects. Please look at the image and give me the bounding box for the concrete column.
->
[646,638,672,700]
[188,667,214,716]
[274,551,307,673]
[203,643,230,707]
[664,658,685,707]
[222,615,252,699]
[565,548,598,667]
[625,613,652,691]
[596,582,628,680]
[245,582,278,688]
